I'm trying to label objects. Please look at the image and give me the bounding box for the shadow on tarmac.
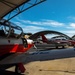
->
[24,48,75,64]
[0,70,24,75]
[0,64,25,75]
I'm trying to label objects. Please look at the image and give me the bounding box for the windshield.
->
[0,19,23,38]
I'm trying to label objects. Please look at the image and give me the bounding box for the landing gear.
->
[62,46,65,49]
[56,46,58,49]
[15,63,26,74]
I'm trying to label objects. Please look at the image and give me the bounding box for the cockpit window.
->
[0,19,23,38]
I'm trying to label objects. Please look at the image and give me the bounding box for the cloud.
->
[14,22,26,27]
[60,30,75,37]
[22,26,47,33]
[45,30,75,38]
[66,23,75,29]
[21,19,64,27]
[70,23,75,28]
[43,20,64,27]
[22,25,75,37]
[14,18,75,37]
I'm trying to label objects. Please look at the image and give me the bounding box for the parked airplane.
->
[0,19,34,73]
[32,34,69,50]
[68,40,75,46]
[41,34,75,48]
[41,34,68,44]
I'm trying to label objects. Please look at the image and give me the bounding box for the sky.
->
[5,0,75,38]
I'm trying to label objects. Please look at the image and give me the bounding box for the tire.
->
[62,46,65,49]
[15,65,21,74]
[56,46,58,49]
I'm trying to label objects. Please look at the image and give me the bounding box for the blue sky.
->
[7,0,75,37]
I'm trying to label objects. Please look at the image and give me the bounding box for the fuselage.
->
[0,37,34,56]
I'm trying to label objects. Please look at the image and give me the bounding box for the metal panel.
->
[0,0,28,19]
[0,0,46,20]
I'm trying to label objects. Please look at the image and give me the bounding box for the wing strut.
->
[4,0,46,21]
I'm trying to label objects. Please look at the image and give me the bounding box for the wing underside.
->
[0,0,46,20]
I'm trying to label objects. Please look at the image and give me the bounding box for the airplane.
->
[68,40,75,46]
[51,36,75,47]
[32,34,69,50]
[50,34,75,47]
[41,34,75,48]
[41,34,68,44]
[0,19,34,74]
[0,0,47,74]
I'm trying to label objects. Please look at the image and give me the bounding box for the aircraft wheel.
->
[62,46,65,49]
[15,65,21,74]
[15,63,25,74]
[56,46,58,49]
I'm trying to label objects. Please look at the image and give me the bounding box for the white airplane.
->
[0,0,46,74]
[0,19,34,73]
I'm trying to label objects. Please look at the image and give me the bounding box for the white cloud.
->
[23,26,46,33]
[21,19,64,27]
[14,22,26,27]
[66,23,75,29]
[23,25,75,37]
[13,18,75,37]
[43,20,64,27]
[70,23,75,28]
[60,30,75,37]
[14,22,21,26]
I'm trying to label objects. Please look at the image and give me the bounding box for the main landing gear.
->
[15,63,26,74]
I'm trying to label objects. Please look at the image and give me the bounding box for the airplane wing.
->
[0,0,46,20]
[0,0,29,19]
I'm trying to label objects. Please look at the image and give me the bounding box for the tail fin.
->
[41,34,48,43]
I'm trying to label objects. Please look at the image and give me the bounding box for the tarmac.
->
[1,47,75,75]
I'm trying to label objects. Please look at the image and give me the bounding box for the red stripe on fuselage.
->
[0,44,34,56]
